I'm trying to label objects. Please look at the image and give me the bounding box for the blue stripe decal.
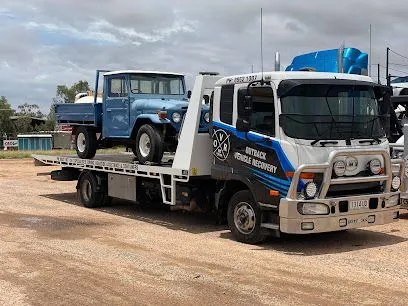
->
[251,168,291,187]
[253,172,289,191]
[253,175,289,196]
[212,121,295,173]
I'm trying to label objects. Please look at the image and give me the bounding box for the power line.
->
[389,62,408,67]
[389,48,408,61]
[388,66,408,75]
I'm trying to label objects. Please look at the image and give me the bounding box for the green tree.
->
[13,117,34,134]
[12,103,49,134]
[54,80,91,103]
[0,96,15,139]
[16,103,44,118]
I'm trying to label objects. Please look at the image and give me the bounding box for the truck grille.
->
[326,182,383,198]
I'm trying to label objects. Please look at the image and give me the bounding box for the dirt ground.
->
[1,159,408,305]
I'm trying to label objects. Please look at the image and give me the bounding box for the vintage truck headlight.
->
[204,112,210,123]
[303,182,318,199]
[298,203,330,215]
[391,175,401,191]
[172,112,181,123]
[368,159,382,175]
[333,160,346,176]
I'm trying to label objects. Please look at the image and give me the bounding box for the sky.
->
[1,0,408,113]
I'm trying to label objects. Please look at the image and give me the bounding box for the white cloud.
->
[25,21,119,43]
[1,0,408,113]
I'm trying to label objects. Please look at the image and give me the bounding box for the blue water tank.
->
[286,48,368,75]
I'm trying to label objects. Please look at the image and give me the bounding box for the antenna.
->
[260,8,264,83]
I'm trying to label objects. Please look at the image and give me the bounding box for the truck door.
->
[103,74,130,138]
[212,84,291,203]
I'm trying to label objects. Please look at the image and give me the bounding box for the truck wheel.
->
[77,171,107,208]
[135,124,164,164]
[227,190,266,244]
[75,126,97,159]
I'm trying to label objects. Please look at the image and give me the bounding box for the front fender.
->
[135,114,171,125]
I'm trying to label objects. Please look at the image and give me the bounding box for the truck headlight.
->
[298,203,330,215]
[172,112,181,123]
[333,160,346,176]
[391,176,401,191]
[204,112,210,123]
[368,159,382,175]
[303,182,318,199]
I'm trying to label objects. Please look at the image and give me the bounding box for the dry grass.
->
[0,147,126,159]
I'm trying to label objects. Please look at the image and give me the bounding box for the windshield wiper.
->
[311,139,339,146]
[358,138,381,144]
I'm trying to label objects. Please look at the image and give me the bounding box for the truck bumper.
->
[280,209,399,234]
[279,192,400,234]
[400,192,408,209]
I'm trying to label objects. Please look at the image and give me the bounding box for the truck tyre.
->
[135,124,164,164]
[227,190,266,244]
[75,126,97,159]
[77,171,107,208]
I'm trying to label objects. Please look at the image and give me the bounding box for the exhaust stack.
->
[275,52,280,71]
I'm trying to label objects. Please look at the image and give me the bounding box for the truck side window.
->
[250,87,275,137]
[209,91,214,122]
[220,84,234,125]
[109,77,128,97]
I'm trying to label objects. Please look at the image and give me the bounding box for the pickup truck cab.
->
[55,70,210,162]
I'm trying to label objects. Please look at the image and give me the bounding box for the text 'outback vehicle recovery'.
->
[35,71,404,244]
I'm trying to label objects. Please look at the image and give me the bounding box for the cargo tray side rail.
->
[32,154,190,205]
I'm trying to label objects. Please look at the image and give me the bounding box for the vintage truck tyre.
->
[77,171,109,208]
[74,126,97,159]
[135,124,164,164]
[227,190,266,244]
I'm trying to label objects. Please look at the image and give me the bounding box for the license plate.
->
[350,199,369,210]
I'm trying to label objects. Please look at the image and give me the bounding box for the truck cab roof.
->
[103,70,184,77]
[215,71,374,86]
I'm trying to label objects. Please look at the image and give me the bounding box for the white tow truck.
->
[34,71,404,244]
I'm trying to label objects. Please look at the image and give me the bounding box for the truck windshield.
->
[279,84,385,140]
[130,74,185,95]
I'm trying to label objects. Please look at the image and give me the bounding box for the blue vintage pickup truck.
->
[55,70,210,163]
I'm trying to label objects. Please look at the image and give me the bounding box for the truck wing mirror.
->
[238,87,252,117]
[244,95,252,113]
[187,90,192,99]
[236,118,250,132]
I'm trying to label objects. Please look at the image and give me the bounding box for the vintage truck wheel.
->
[227,190,266,244]
[135,124,163,164]
[74,126,97,159]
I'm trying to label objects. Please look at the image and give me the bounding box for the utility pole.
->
[386,47,390,86]
[377,64,380,84]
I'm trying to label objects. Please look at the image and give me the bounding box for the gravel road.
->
[1,159,408,305]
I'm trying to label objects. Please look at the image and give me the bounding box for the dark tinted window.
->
[220,85,234,124]
[250,87,275,136]
[280,84,384,140]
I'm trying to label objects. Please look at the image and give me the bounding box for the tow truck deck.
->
[33,153,190,205]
